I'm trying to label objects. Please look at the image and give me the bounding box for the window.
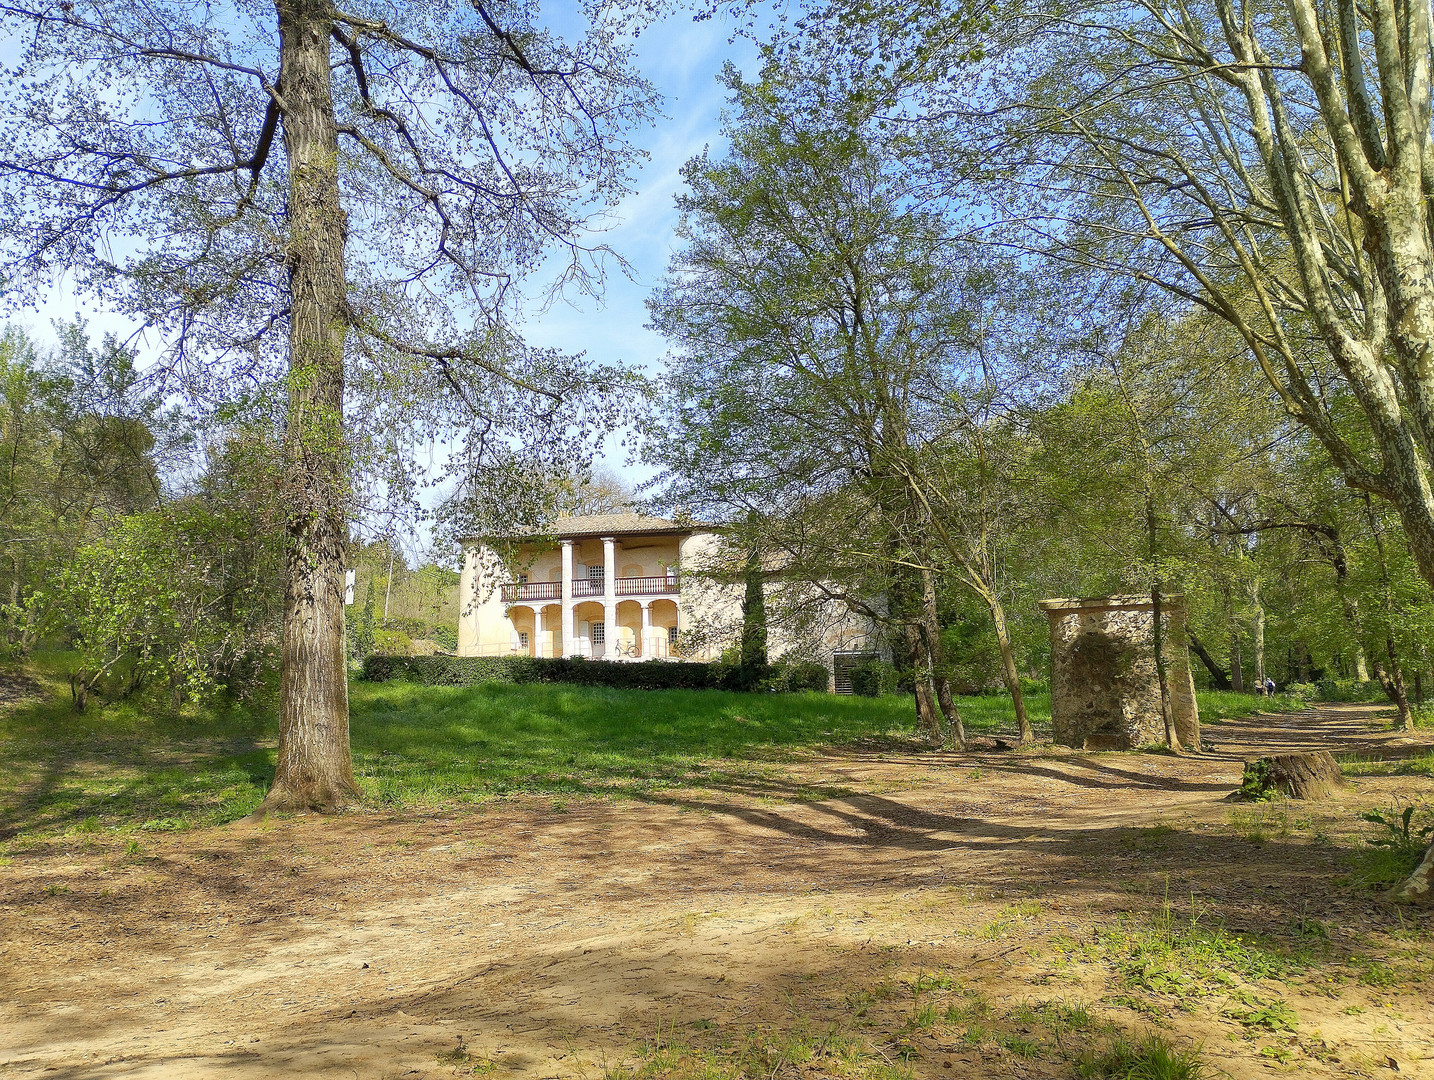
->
[668,626,678,646]
[591,622,605,645]
[517,573,528,584]
[518,632,529,649]
[587,564,603,585]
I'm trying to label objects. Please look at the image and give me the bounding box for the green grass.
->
[2,652,937,842]
[0,653,1397,846]
[1196,691,1309,722]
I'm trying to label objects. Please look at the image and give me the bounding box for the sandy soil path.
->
[1,704,1430,1079]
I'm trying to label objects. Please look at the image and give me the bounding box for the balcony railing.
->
[500,574,682,604]
[616,575,679,595]
[499,581,560,603]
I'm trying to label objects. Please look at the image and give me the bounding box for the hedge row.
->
[359,653,830,693]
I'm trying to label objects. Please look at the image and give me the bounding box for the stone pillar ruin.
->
[1039,595,1200,751]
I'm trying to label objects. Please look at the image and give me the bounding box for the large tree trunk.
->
[1229,634,1244,693]
[904,622,945,745]
[1188,631,1232,690]
[1396,842,1434,905]
[1147,493,1180,751]
[1250,584,1266,688]
[986,591,1033,743]
[1373,637,1416,731]
[918,567,966,748]
[260,0,359,814]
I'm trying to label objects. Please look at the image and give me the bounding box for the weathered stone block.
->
[1040,595,1200,751]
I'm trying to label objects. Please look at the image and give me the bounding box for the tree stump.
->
[1239,752,1345,800]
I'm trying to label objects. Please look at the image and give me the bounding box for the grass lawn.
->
[0,651,1343,846]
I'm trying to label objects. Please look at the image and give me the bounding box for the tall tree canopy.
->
[0,0,658,811]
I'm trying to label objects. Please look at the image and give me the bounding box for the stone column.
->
[641,602,651,658]
[602,536,617,659]
[560,539,575,658]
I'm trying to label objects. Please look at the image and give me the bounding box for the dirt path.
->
[1,705,1430,1080]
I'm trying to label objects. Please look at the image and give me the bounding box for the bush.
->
[1284,682,1319,702]
[373,628,414,656]
[1316,677,1385,703]
[761,660,830,693]
[381,617,428,638]
[848,658,898,697]
[428,625,458,653]
[362,652,840,694]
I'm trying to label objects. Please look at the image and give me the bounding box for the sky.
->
[16,6,763,533]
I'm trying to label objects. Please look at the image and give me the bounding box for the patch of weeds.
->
[1091,894,1300,1013]
[1074,1032,1206,1080]
[1032,999,1096,1032]
[123,839,143,858]
[550,798,569,813]
[996,1033,1042,1058]
[943,991,989,1025]
[905,1002,937,1031]
[1227,805,1291,843]
[1258,1045,1294,1064]
[44,882,71,896]
[436,1035,496,1076]
[1354,957,1401,988]
[1224,998,1298,1032]
[1293,914,1329,940]
[1352,804,1433,889]
[960,1023,986,1046]
[908,971,957,993]
[1238,759,1279,802]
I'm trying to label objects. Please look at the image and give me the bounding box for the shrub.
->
[373,628,414,656]
[1283,682,1319,702]
[848,658,898,697]
[761,660,830,693]
[380,617,429,638]
[1316,677,1385,702]
[429,625,458,653]
[360,653,713,691]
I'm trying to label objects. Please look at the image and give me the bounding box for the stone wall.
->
[1040,596,1200,750]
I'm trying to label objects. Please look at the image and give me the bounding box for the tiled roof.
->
[539,513,693,537]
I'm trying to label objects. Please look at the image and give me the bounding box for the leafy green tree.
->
[0,1,658,811]
[646,64,1001,743]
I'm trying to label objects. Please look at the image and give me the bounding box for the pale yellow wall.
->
[457,544,511,656]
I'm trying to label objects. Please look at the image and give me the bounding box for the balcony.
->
[499,581,559,603]
[500,574,680,604]
[616,575,679,596]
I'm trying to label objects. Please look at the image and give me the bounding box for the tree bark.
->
[1188,631,1232,691]
[904,621,944,745]
[1395,842,1434,905]
[1373,637,1415,731]
[1250,584,1266,688]
[1230,634,1244,693]
[918,566,966,748]
[986,591,1033,743]
[1240,752,1345,800]
[259,0,359,814]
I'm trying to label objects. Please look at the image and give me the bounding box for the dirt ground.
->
[1,705,1432,1080]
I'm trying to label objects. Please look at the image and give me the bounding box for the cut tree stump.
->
[1239,752,1345,800]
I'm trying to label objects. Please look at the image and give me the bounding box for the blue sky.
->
[519,7,761,488]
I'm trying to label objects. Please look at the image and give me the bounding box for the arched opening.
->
[538,603,561,657]
[615,600,643,658]
[572,600,606,659]
[648,598,679,658]
[506,604,536,656]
